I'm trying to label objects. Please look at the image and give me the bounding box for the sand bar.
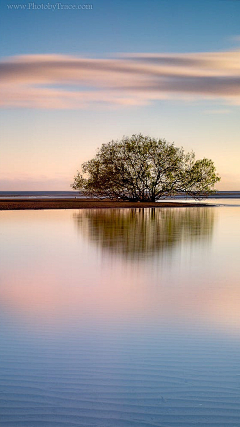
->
[0,198,211,210]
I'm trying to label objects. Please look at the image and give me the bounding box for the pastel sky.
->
[0,0,240,190]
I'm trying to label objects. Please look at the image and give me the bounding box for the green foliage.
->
[72,134,220,201]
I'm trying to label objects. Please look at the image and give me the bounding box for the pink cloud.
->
[1,50,240,109]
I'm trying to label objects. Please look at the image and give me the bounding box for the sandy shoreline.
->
[0,198,211,210]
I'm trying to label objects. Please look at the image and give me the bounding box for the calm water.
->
[0,206,240,426]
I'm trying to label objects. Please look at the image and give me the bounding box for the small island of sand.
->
[0,198,210,211]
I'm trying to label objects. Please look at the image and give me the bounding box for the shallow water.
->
[0,206,240,426]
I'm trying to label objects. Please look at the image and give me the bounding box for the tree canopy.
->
[72,134,220,202]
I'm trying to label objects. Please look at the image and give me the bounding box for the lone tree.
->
[72,134,220,202]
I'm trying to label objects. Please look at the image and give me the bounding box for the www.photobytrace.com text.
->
[7,2,93,11]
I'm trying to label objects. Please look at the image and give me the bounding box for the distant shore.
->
[0,198,211,210]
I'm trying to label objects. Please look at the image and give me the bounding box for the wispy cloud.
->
[1,50,240,109]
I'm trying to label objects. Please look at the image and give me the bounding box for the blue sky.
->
[0,0,240,190]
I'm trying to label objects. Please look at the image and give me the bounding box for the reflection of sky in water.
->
[0,207,240,333]
[0,207,240,426]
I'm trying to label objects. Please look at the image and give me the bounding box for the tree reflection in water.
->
[73,208,215,259]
